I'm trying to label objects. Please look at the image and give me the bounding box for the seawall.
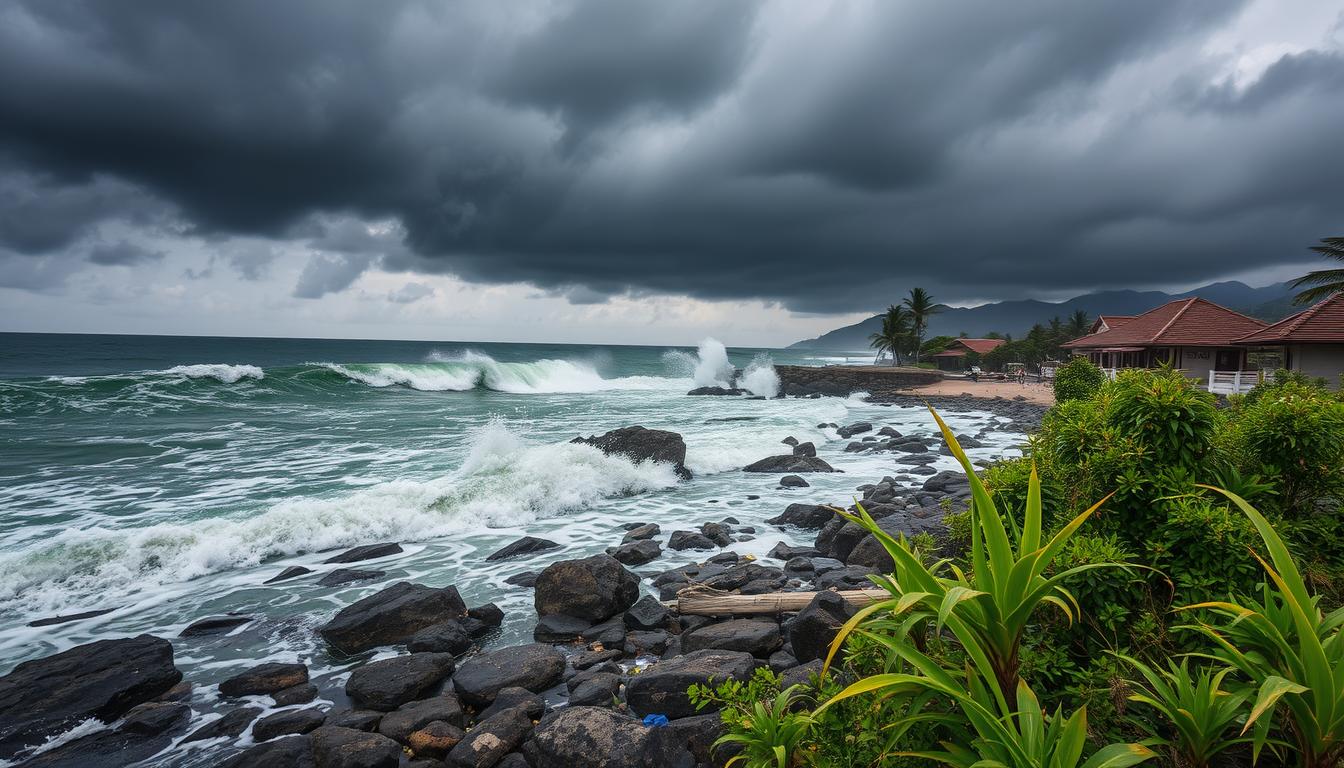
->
[775,365,943,397]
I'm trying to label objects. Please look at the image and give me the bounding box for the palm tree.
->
[869,305,912,366]
[1066,309,1090,338]
[903,288,940,363]
[1290,236,1344,305]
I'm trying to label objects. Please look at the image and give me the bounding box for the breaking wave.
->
[322,351,678,393]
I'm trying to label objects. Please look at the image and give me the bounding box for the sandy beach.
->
[904,376,1057,406]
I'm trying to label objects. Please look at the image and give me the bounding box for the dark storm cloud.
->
[1,0,1342,311]
[86,240,163,266]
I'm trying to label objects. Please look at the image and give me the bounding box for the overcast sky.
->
[1,0,1342,346]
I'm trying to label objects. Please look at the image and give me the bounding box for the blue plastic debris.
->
[642,713,669,728]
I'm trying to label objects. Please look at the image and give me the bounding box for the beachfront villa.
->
[1061,294,1344,393]
[930,338,1005,371]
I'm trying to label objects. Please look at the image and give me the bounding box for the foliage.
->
[1231,379,1344,512]
[870,304,914,366]
[904,288,939,364]
[1289,235,1344,305]
[1181,487,1344,768]
[1053,357,1106,404]
[1116,655,1251,768]
[1145,497,1260,605]
[1107,368,1219,470]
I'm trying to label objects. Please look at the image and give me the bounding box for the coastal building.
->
[1088,315,1135,334]
[1061,298,1268,392]
[930,338,1006,371]
[1232,292,1344,388]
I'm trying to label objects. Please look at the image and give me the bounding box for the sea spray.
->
[662,338,737,388]
[740,353,781,398]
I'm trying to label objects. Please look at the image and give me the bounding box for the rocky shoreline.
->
[0,400,1043,768]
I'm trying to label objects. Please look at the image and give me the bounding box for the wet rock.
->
[378,694,465,742]
[452,644,566,707]
[782,659,825,690]
[573,648,623,670]
[682,619,782,657]
[503,571,538,588]
[533,613,591,643]
[310,725,401,768]
[667,530,716,551]
[318,568,386,587]
[273,682,320,707]
[625,650,760,720]
[320,582,468,654]
[607,538,661,566]
[534,554,640,621]
[768,542,821,560]
[742,455,836,473]
[779,474,810,488]
[25,608,116,628]
[220,662,309,697]
[118,701,190,736]
[768,650,799,673]
[219,734,315,768]
[184,705,263,742]
[622,522,661,542]
[324,543,403,564]
[328,709,384,733]
[837,422,873,438]
[789,592,858,663]
[446,705,533,767]
[408,620,474,654]
[767,503,837,529]
[792,442,816,457]
[345,653,456,711]
[623,595,672,631]
[407,720,465,759]
[686,386,743,396]
[523,706,694,768]
[699,522,733,547]
[626,629,673,655]
[253,707,327,741]
[815,565,877,591]
[0,634,182,761]
[922,469,969,494]
[476,687,545,722]
[667,713,725,767]
[572,426,692,480]
[180,615,252,636]
[569,672,621,707]
[878,426,902,437]
[265,566,313,584]
[782,436,799,446]
[469,603,504,628]
[486,536,561,562]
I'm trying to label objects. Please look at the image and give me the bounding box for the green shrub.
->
[1234,381,1344,513]
[1107,368,1219,470]
[1053,357,1106,403]
[1146,497,1259,605]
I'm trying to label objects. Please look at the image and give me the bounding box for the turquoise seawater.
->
[0,332,1018,766]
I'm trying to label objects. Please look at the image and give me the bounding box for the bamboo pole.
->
[671,588,889,616]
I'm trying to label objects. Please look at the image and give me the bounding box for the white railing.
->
[1102,367,1119,381]
[1208,370,1260,395]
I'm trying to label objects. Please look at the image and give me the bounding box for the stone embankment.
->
[775,365,942,397]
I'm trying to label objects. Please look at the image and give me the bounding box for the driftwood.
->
[670,588,889,616]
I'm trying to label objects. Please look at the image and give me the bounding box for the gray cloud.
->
[388,282,434,304]
[1,0,1342,314]
[86,240,163,266]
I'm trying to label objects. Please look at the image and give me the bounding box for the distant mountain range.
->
[788,281,1299,350]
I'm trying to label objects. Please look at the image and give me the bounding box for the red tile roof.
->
[933,338,1006,356]
[1062,298,1267,349]
[1234,293,1344,344]
[1089,315,1135,334]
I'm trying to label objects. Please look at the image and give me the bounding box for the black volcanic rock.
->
[534,554,640,621]
[486,536,561,562]
[323,542,403,564]
[0,634,182,761]
[319,582,467,653]
[452,644,565,707]
[572,425,692,479]
[742,455,836,473]
[345,653,455,711]
[220,662,309,697]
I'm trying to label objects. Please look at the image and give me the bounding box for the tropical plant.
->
[1067,309,1091,338]
[904,288,940,363]
[869,304,913,366]
[691,669,815,768]
[1053,357,1105,404]
[1116,655,1251,768]
[1289,236,1344,305]
[1180,487,1344,768]
[821,406,1119,706]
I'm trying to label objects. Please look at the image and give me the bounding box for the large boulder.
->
[324,542,403,564]
[252,708,327,742]
[534,554,639,621]
[837,422,873,438]
[220,735,315,768]
[606,538,661,566]
[624,650,759,720]
[681,619,783,658]
[767,503,838,529]
[742,455,836,473]
[320,582,467,653]
[452,644,566,707]
[0,634,182,761]
[845,512,948,571]
[523,706,694,768]
[310,725,401,768]
[789,591,857,663]
[572,426,692,480]
[377,694,464,742]
[445,705,532,767]
[345,653,456,711]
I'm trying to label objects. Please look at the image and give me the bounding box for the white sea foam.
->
[321,352,677,394]
[662,338,737,388]
[740,353,780,398]
[0,420,679,616]
[162,364,265,383]
[320,362,480,391]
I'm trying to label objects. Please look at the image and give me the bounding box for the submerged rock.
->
[486,536,561,562]
[767,503,838,529]
[742,455,836,473]
[323,542,403,564]
[264,566,313,584]
[318,568,385,587]
[0,634,182,761]
[572,425,692,480]
[179,615,252,636]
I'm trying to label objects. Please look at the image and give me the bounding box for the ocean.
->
[0,332,1019,765]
